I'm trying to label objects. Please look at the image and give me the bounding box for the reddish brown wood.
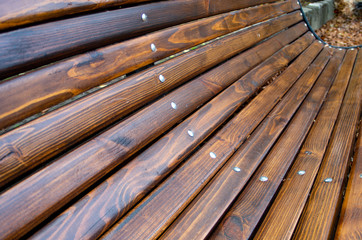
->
[253,49,348,240]
[0,0,286,78]
[0,13,304,188]
[161,46,332,240]
[293,49,360,240]
[0,0,300,130]
[0,0,154,31]
[0,21,309,240]
[100,41,323,240]
[335,121,362,239]
[31,29,313,240]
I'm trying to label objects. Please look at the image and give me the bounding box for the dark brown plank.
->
[293,49,360,240]
[208,50,341,240]
[335,121,362,239]
[0,0,284,78]
[0,13,304,188]
[160,46,332,240]
[0,0,300,130]
[31,31,314,240]
[254,49,348,240]
[100,41,324,240]
[0,0,154,31]
[0,24,310,240]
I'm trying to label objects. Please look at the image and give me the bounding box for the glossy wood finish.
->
[0,1,299,130]
[335,121,362,239]
[0,13,304,188]
[0,0,154,31]
[161,46,332,240]
[30,25,308,240]
[293,49,360,240]
[0,0,285,78]
[101,41,323,240]
[0,28,311,240]
[254,49,347,240]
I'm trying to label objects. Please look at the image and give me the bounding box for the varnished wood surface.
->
[0,0,154,31]
[162,46,332,240]
[335,121,362,239]
[0,22,309,240]
[0,13,304,189]
[0,1,299,130]
[293,49,360,240]
[254,49,348,240]
[0,0,287,78]
[30,23,308,240]
[101,41,323,240]
[209,47,338,240]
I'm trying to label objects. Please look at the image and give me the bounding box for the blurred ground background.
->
[301,0,361,46]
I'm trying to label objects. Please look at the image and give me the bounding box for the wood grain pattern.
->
[0,23,310,240]
[30,24,310,240]
[253,49,348,240]
[293,49,361,240]
[0,0,154,31]
[161,46,332,240]
[0,0,299,130]
[209,47,340,240]
[0,0,285,78]
[335,121,362,240]
[100,41,323,240]
[0,13,304,188]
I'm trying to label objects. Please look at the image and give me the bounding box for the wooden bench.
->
[0,0,360,239]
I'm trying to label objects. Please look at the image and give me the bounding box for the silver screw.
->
[141,13,148,22]
[359,173,362,178]
[210,152,217,159]
[305,151,312,155]
[151,43,157,52]
[300,13,303,16]
[324,178,333,183]
[171,102,177,109]
[298,170,306,176]
[187,130,194,137]
[339,48,343,51]
[304,23,307,27]
[159,75,165,83]
[311,33,314,37]
[233,167,241,172]
[260,176,268,182]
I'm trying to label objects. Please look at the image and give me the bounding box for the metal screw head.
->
[300,13,303,16]
[339,48,343,51]
[304,23,307,27]
[359,173,362,178]
[209,152,217,159]
[298,170,306,176]
[311,33,314,37]
[151,43,157,52]
[233,167,241,172]
[259,176,268,182]
[324,178,333,183]
[159,75,165,83]
[305,151,312,155]
[171,102,177,109]
[187,130,194,137]
[141,13,148,22]
[318,40,322,44]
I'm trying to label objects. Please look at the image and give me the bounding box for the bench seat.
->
[0,0,360,239]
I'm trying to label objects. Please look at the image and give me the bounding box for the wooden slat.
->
[0,26,311,240]
[0,13,305,188]
[0,0,154,31]
[0,0,300,130]
[31,32,316,240]
[254,50,353,240]
[335,121,362,239]
[293,49,361,240]
[0,0,285,78]
[160,46,332,240]
[100,42,325,240]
